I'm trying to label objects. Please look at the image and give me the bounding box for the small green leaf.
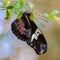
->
[17,11,23,19]
[48,14,54,19]
[44,10,60,19]
[14,1,21,8]
[5,9,12,19]
[4,0,10,7]
[12,0,24,14]
[50,10,59,15]
[30,13,34,21]
[28,2,34,10]
[12,7,18,14]
[19,0,24,7]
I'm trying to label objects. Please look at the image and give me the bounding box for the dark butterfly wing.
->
[11,11,47,55]
[32,34,47,55]
[25,14,47,55]
[27,29,47,55]
[11,13,32,41]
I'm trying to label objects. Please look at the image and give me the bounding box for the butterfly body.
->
[11,12,47,55]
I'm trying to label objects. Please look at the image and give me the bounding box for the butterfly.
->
[11,12,47,55]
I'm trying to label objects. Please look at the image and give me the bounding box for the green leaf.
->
[50,10,59,15]
[30,13,34,21]
[44,13,54,19]
[19,0,24,7]
[12,0,24,14]
[4,0,10,7]
[12,7,18,14]
[5,9,12,19]
[14,1,21,8]
[44,10,60,19]
[28,2,34,10]
[17,11,23,19]
[48,14,54,19]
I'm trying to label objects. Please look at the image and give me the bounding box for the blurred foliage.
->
[30,13,34,21]
[0,0,34,20]
[44,10,60,24]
